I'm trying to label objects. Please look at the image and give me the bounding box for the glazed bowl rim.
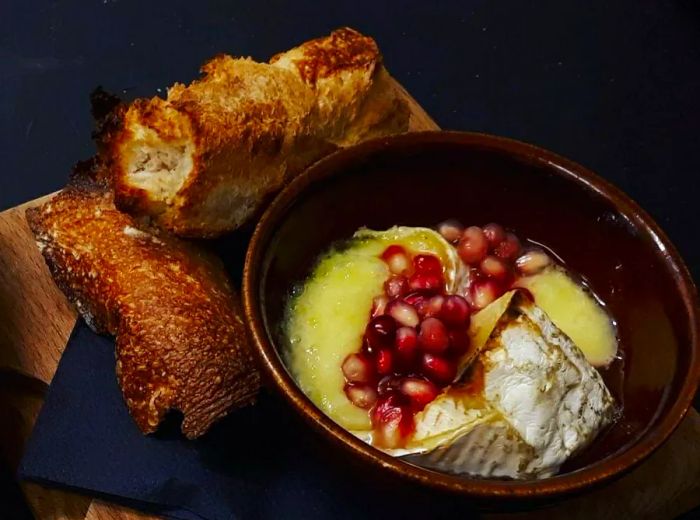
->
[242,130,700,499]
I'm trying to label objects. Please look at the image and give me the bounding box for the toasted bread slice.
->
[99,28,409,237]
[26,164,260,438]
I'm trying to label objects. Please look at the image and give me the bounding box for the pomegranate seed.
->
[382,245,405,258]
[423,294,445,318]
[365,315,397,351]
[387,300,420,328]
[377,375,402,395]
[373,413,411,448]
[395,326,419,363]
[418,317,449,353]
[403,292,425,306]
[494,233,521,261]
[458,226,489,265]
[371,295,388,317]
[413,298,429,317]
[480,255,509,281]
[372,394,413,448]
[483,223,506,247]
[469,266,484,282]
[341,353,375,383]
[437,219,464,243]
[372,394,400,421]
[400,377,439,410]
[413,254,442,275]
[374,420,402,448]
[361,336,372,355]
[515,250,551,275]
[470,279,502,310]
[384,275,408,299]
[403,292,428,317]
[440,295,470,325]
[421,353,457,384]
[344,383,378,409]
[408,273,443,293]
[382,245,411,275]
[448,328,471,357]
[376,348,394,375]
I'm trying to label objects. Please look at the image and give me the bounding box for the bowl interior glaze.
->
[244,131,699,498]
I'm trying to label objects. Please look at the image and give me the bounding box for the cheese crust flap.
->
[404,293,615,479]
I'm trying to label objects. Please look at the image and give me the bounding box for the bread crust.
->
[26,163,260,438]
[99,28,409,237]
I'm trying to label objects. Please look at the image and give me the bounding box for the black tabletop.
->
[2,1,699,517]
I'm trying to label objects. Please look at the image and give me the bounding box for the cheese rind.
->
[403,293,615,479]
[481,297,615,476]
[406,419,537,479]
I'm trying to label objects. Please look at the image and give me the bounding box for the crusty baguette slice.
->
[99,27,409,237]
[26,163,260,438]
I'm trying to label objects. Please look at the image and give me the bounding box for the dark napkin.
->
[18,320,482,520]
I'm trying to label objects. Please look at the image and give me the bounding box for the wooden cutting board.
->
[0,77,698,520]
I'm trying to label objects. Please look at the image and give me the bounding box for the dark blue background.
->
[3,0,700,285]
[2,1,700,518]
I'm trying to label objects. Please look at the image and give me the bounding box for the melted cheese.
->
[516,267,618,366]
[285,227,457,432]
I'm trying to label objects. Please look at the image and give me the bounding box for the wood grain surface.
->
[0,77,698,520]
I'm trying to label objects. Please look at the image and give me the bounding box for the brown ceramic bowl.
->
[242,131,699,500]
